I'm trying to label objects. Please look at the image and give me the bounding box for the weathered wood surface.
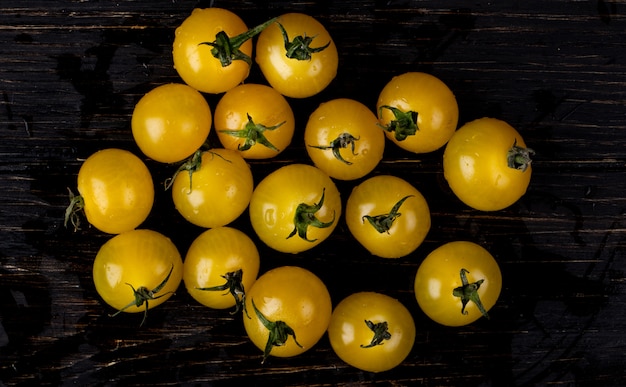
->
[1,0,626,385]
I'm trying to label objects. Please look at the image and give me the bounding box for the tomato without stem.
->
[215,83,295,159]
[414,241,502,327]
[131,83,212,164]
[327,292,416,373]
[243,266,332,363]
[183,226,260,313]
[93,229,183,326]
[169,148,254,229]
[256,13,338,98]
[443,117,534,211]
[346,175,430,258]
[173,8,275,94]
[249,164,341,254]
[377,72,459,154]
[305,98,385,180]
[65,148,154,234]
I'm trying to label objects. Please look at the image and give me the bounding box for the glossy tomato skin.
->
[173,8,251,94]
[248,164,341,254]
[214,83,295,159]
[377,72,459,154]
[256,13,338,98]
[443,117,533,211]
[346,175,430,258]
[76,148,154,234]
[183,226,260,310]
[414,241,502,327]
[243,266,332,361]
[131,83,212,164]
[305,98,385,180]
[171,148,253,228]
[327,292,416,373]
[93,229,183,315]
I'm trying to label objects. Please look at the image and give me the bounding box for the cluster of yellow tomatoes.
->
[65,7,534,373]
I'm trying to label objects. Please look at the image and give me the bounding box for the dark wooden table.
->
[2,0,626,385]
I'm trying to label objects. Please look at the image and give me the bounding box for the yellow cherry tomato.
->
[305,98,385,180]
[65,148,154,234]
[345,175,431,258]
[214,83,295,159]
[255,13,338,98]
[327,292,416,373]
[93,229,183,326]
[443,117,534,211]
[414,241,502,327]
[131,83,212,164]
[243,266,332,363]
[169,148,254,228]
[183,226,260,313]
[377,72,459,153]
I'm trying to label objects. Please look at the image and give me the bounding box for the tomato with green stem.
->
[248,164,341,254]
[64,148,154,234]
[131,83,212,164]
[243,266,332,363]
[183,226,260,314]
[443,117,534,211]
[327,292,416,373]
[305,98,385,180]
[168,148,254,229]
[377,72,459,154]
[414,241,502,326]
[214,83,295,159]
[345,175,430,258]
[255,13,338,98]
[173,8,276,94]
[92,229,183,326]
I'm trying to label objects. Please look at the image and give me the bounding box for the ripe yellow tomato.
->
[173,8,273,94]
[93,229,183,326]
[304,98,385,180]
[377,72,459,154]
[243,266,332,363]
[131,83,212,164]
[327,292,415,372]
[170,149,254,228]
[255,13,338,98]
[214,83,295,159]
[65,148,154,234]
[345,175,430,258]
[183,227,260,313]
[443,117,534,211]
[414,241,502,326]
[248,164,341,254]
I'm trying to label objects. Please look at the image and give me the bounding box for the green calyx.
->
[452,268,489,319]
[196,269,249,317]
[308,132,360,165]
[64,188,85,231]
[277,22,331,61]
[199,17,277,67]
[109,264,175,327]
[362,195,413,234]
[507,139,535,172]
[360,320,392,348]
[219,113,284,152]
[287,188,335,242]
[378,105,418,141]
[164,150,231,192]
[251,298,302,364]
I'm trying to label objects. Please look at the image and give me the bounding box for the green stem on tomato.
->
[164,150,231,192]
[377,105,419,141]
[250,298,302,364]
[287,188,335,242]
[362,195,413,234]
[64,188,85,231]
[277,22,331,61]
[307,132,360,165]
[507,139,535,172]
[452,268,489,319]
[360,320,392,348]
[196,269,249,317]
[199,17,277,67]
[219,113,284,152]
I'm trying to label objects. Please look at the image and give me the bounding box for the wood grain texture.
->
[1,0,626,385]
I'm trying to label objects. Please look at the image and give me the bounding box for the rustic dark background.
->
[1,0,626,385]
